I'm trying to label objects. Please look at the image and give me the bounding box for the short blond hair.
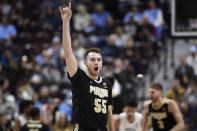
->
[150,83,163,91]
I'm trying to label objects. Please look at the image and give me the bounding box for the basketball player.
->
[59,2,114,131]
[114,100,142,131]
[142,83,184,131]
[14,100,33,131]
[20,108,50,131]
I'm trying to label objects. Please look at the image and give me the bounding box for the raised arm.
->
[142,101,150,131]
[59,2,78,77]
[168,100,184,131]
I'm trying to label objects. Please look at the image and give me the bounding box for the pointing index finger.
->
[68,1,71,9]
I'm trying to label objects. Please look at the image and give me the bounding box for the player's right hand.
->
[59,2,72,23]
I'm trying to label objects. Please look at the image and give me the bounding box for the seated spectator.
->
[184,82,197,106]
[0,112,12,131]
[143,0,164,40]
[47,36,65,67]
[91,3,111,28]
[124,15,138,37]
[39,87,49,104]
[175,57,195,88]
[115,26,129,47]
[73,4,91,32]
[32,92,43,114]
[30,65,45,91]
[186,45,197,76]
[42,64,61,88]
[18,78,34,100]
[52,114,72,131]
[165,79,185,104]
[42,7,57,33]
[0,16,17,42]
[36,48,50,66]
[1,0,12,16]
[100,15,115,36]
[58,100,72,122]
[124,5,142,24]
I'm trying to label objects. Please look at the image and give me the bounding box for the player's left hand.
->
[59,2,72,23]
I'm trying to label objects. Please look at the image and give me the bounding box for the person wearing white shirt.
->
[114,100,142,131]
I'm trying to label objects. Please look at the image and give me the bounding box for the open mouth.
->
[94,67,98,71]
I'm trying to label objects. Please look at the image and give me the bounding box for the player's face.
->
[125,106,136,119]
[149,88,162,103]
[85,52,102,77]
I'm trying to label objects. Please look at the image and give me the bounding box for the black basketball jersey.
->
[149,98,177,131]
[68,68,112,129]
[20,120,50,131]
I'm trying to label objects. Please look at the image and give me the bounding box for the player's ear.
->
[84,60,87,66]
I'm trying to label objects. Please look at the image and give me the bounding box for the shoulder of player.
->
[119,112,126,118]
[144,100,152,107]
[135,112,142,117]
[113,114,121,122]
[167,99,177,112]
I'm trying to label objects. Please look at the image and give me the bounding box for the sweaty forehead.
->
[149,88,160,93]
[87,52,102,59]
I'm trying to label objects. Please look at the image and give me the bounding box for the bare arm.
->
[142,101,151,131]
[107,105,115,131]
[113,114,120,131]
[168,100,184,131]
[59,3,78,77]
[14,119,21,131]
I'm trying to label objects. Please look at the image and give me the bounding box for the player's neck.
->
[87,72,99,80]
[153,97,163,109]
[127,116,135,123]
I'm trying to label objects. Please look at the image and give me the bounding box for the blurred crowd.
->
[0,0,197,130]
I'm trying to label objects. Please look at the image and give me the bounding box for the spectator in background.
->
[58,98,72,122]
[42,7,57,33]
[36,48,50,66]
[1,0,12,16]
[39,87,49,104]
[102,34,121,62]
[42,64,61,89]
[10,1,24,31]
[91,3,111,28]
[0,112,12,131]
[73,4,91,32]
[124,15,138,37]
[32,92,43,114]
[18,79,34,100]
[184,82,197,106]
[52,114,73,131]
[47,36,64,67]
[175,56,195,89]
[30,65,45,91]
[143,0,163,40]
[0,16,17,42]
[165,79,185,104]
[0,62,9,92]
[1,49,18,70]
[101,15,115,36]
[114,26,129,47]
[124,5,142,24]
[186,45,197,76]
[72,38,85,69]
[1,49,19,90]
